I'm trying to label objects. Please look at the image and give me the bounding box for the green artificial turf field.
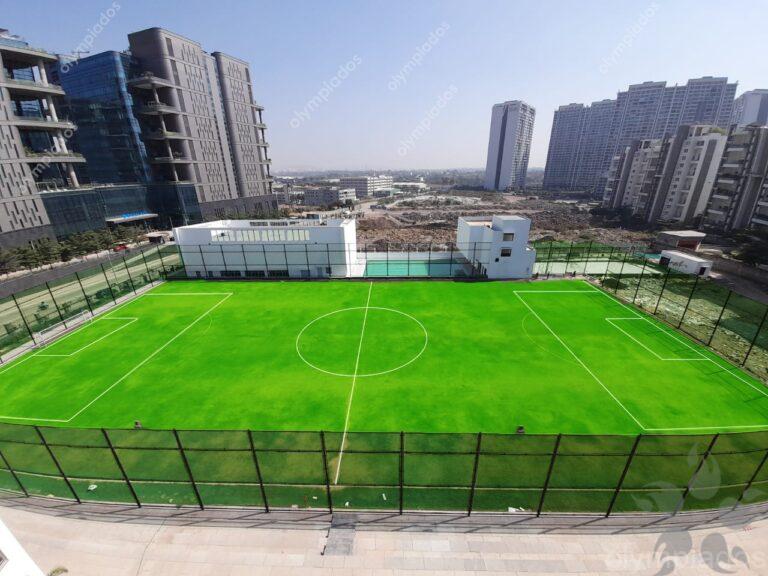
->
[2,278,768,513]
[1,278,767,434]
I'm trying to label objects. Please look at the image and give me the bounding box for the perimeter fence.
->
[1,425,768,515]
[0,244,183,362]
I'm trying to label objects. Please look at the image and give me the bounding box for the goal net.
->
[34,310,92,348]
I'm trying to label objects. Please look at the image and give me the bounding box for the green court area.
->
[1,279,768,513]
[1,279,767,433]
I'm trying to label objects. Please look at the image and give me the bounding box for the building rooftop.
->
[659,230,707,239]
[182,218,352,229]
[661,250,712,264]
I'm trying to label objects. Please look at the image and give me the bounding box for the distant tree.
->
[0,247,18,274]
[14,246,41,269]
[35,238,61,265]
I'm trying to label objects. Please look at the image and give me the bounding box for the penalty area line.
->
[334,281,373,484]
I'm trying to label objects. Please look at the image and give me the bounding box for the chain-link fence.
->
[0,244,183,363]
[1,424,767,514]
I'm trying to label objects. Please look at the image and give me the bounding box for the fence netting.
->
[1,424,768,514]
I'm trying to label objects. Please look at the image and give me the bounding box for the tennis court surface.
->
[1,279,767,435]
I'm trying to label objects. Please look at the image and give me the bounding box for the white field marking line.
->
[334,282,373,485]
[604,318,707,362]
[143,292,234,296]
[586,282,768,400]
[64,293,233,423]
[36,318,138,357]
[514,292,646,430]
[0,292,232,423]
[296,308,428,378]
[644,424,768,432]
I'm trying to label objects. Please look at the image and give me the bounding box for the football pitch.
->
[1,279,767,435]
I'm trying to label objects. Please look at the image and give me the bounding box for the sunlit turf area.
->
[1,279,768,513]
[1,279,767,432]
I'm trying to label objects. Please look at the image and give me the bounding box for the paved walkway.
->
[2,502,767,575]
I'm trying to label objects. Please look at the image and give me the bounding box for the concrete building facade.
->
[484,100,535,191]
[731,89,768,127]
[303,187,355,207]
[127,28,274,222]
[339,175,393,198]
[544,77,737,196]
[0,30,85,246]
[456,215,535,278]
[603,125,727,226]
[703,125,768,232]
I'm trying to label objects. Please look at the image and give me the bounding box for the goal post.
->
[34,310,92,348]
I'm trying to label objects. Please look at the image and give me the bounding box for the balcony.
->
[10,114,76,131]
[150,153,190,164]
[137,101,179,115]
[0,77,65,96]
[23,149,86,163]
[0,41,58,63]
[128,73,175,90]
[144,129,187,140]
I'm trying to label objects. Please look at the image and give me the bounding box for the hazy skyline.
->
[4,0,768,171]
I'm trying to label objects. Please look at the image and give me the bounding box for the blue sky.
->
[5,0,767,170]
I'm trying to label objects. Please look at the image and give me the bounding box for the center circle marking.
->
[296,307,428,377]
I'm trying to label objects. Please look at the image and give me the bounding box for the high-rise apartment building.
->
[126,28,274,220]
[544,77,736,196]
[603,125,727,226]
[484,100,535,191]
[703,125,768,232]
[0,29,84,246]
[731,90,768,127]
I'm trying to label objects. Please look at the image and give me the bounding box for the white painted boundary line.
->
[605,318,706,361]
[520,281,768,432]
[0,292,233,423]
[36,318,138,358]
[514,292,646,430]
[335,282,373,484]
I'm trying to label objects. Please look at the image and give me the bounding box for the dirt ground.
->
[355,192,653,247]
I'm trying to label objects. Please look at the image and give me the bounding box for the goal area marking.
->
[0,292,232,424]
[36,318,138,358]
[516,281,768,433]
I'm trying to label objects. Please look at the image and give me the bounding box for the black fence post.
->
[11,294,35,344]
[545,241,553,279]
[632,260,647,304]
[102,428,140,507]
[563,241,573,276]
[139,249,153,282]
[606,434,642,517]
[262,245,270,277]
[304,244,310,278]
[602,246,615,282]
[653,268,671,315]
[448,245,454,277]
[0,448,28,496]
[467,432,483,516]
[247,430,269,512]
[734,448,768,507]
[537,433,562,517]
[156,245,168,276]
[101,264,117,303]
[742,306,768,367]
[399,431,405,515]
[199,246,209,277]
[320,431,333,513]
[75,272,94,315]
[35,426,80,503]
[122,256,137,294]
[583,241,593,275]
[220,245,228,273]
[677,274,700,330]
[708,289,732,347]
[614,253,628,294]
[674,433,720,516]
[173,429,204,510]
[45,282,65,325]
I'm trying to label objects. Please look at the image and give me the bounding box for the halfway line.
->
[334,282,373,484]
